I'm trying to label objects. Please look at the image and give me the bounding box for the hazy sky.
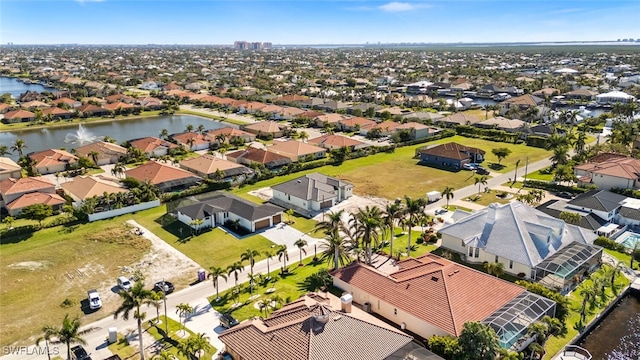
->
[0,0,638,45]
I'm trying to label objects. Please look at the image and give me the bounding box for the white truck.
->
[87,289,102,310]
[426,191,441,203]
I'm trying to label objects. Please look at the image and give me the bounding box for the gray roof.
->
[439,201,597,267]
[175,192,283,221]
[271,173,351,202]
[536,200,608,230]
[568,190,626,212]
[620,206,640,221]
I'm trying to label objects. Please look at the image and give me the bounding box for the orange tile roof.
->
[103,102,135,110]
[6,191,65,210]
[206,127,255,140]
[308,134,365,148]
[4,109,36,119]
[575,154,640,180]
[179,154,247,175]
[315,113,350,124]
[41,107,74,116]
[338,116,376,128]
[28,149,78,168]
[124,161,201,186]
[0,157,21,172]
[243,120,287,134]
[74,141,127,160]
[332,254,525,336]
[129,137,177,153]
[0,177,54,195]
[51,97,78,106]
[227,147,291,167]
[61,175,127,200]
[267,140,327,158]
[170,132,210,146]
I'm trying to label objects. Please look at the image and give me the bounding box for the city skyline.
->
[0,0,638,45]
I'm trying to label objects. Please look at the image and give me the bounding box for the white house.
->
[574,153,640,190]
[596,90,636,105]
[270,173,352,213]
[174,192,283,233]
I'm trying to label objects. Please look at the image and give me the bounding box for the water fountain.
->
[64,124,101,145]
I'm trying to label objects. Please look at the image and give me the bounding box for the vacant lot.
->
[234,135,550,200]
[1,223,151,347]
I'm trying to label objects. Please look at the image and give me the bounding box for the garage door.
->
[272,214,282,224]
[255,218,271,230]
[320,200,332,209]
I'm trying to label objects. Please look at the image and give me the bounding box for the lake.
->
[0,76,57,98]
[0,115,230,161]
[576,292,640,359]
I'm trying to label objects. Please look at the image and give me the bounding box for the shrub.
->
[594,236,626,253]
[523,180,592,194]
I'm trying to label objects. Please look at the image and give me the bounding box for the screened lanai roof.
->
[536,241,602,280]
[482,291,556,349]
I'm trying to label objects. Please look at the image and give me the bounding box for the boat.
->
[493,93,512,101]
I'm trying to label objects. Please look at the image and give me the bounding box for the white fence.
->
[88,200,161,222]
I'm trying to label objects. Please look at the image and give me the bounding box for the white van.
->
[117,276,132,291]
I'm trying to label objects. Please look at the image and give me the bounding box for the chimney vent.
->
[340,293,353,313]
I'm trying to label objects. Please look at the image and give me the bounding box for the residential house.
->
[401,112,444,123]
[2,109,36,123]
[28,149,78,175]
[41,107,74,120]
[74,141,127,166]
[475,117,526,132]
[618,197,640,228]
[0,177,64,216]
[226,147,292,169]
[596,91,636,105]
[437,113,482,127]
[393,122,440,140]
[313,113,351,128]
[439,202,600,292]
[52,97,82,108]
[128,137,177,157]
[270,172,352,214]
[348,103,381,115]
[274,94,310,105]
[136,96,164,109]
[308,134,367,151]
[267,140,327,162]
[77,103,110,117]
[20,100,51,110]
[0,103,13,114]
[173,191,283,233]
[532,88,560,97]
[206,127,256,144]
[219,293,431,360]
[0,157,22,181]
[61,175,128,203]
[332,253,557,350]
[338,117,376,132]
[418,142,485,170]
[105,94,136,104]
[574,153,640,190]
[242,121,288,138]
[536,200,608,232]
[375,107,413,117]
[563,89,598,102]
[103,102,135,113]
[499,94,544,116]
[179,154,254,181]
[124,161,202,192]
[170,132,211,151]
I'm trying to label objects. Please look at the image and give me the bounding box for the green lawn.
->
[132,206,276,270]
[604,249,638,270]
[177,109,250,126]
[107,334,138,360]
[543,267,630,360]
[229,135,550,201]
[525,169,554,182]
[462,191,516,207]
[209,257,334,322]
[146,316,216,360]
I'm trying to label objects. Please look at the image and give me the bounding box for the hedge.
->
[522,180,593,194]
[594,236,627,253]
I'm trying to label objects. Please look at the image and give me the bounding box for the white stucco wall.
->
[575,170,637,190]
[272,188,315,211]
[88,200,161,222]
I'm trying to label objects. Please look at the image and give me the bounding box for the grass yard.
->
[0,223,151,347]
[209,257,335,322]
[525,169,554,182]
[543,267,630,360]
[230,135,550,201]
[604,249,638,270]
[131,206,276,270]
[146,316,216,360]
[462,191,516,207]
[107,334,138,360]
[177,109,250,126]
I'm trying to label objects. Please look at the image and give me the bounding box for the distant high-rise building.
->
[263,42,272,49]
[250,42,262,50]
[234,41,249,50]
[234,40,271,50]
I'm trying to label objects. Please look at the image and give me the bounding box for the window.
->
[474,247,479,258]
[287,195,291,201]
[495,255,499,263]
[509,260,513,269]
[394,308,397,315]
[461,240,465,248]
[468,247,474,257]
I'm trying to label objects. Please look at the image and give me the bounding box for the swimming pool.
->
[619,233,640,250]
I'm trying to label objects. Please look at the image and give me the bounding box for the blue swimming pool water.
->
[620,233,640,249]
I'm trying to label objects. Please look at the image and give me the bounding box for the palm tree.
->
[196,124,205,134]
[314,209,345,236]
[185,124,194,132]
[263,250,274,279]
[384,202,402,258]
[227,261,244,288]
[88,150,99,166]
[349,206,382,265]
[39,314,96,360]
[150,291,164,324]
[159,129,169,140]
[550,146,569,167]
[112,162,126,178]
[207,266,227,301]
[187,333,211,360]
[240,249,260,280]
[441,186,454,209]
[0,145,9,156]
[513,159,521,184]
[294,238,308,265]
[114,281,157,360]
[11,138,27,158]
[175,303,193,334]
[474,175,488,196]
[36,326,56,360]
[152,350,175,360]
[277,244,289,273]
[298,131,309,142]
[320,231,351,270]
[403,196,426,258]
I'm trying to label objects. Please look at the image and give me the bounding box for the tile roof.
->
[0,157,21,172]
[574,154,640,181]
[439,202,598,267]
[125,161,202,187]
[0,177,54,195]
[28,149,78,168]
[271,173,350,202]
[308,134,365,149]
[419,142,485,160]
[226,147,292,168]
[179,154,253,177]
[4,109,36,119]
[267,140,327,159]
[74,141,127,160]
[219,295,414,360]
[332,254,526,337]
[170,132,210,147]
[41,107,74,116]
[439,113,482,125]
[205,127,255,140]
[129,137,177,153]
[477,116,526,129]
[503,94,543,107]
[6,191,65,210]
[338,116,376,128]
[243,120,288,134]
[61,176,127,201]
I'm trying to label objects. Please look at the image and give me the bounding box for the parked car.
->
[71,346,91,360]
[87,290,102,310]
[462,163,476,170]
[219,313,239,329]
[153,281,175,294]
[476,167,490,175]
[117,276,132,291]
[556,191,574,199]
